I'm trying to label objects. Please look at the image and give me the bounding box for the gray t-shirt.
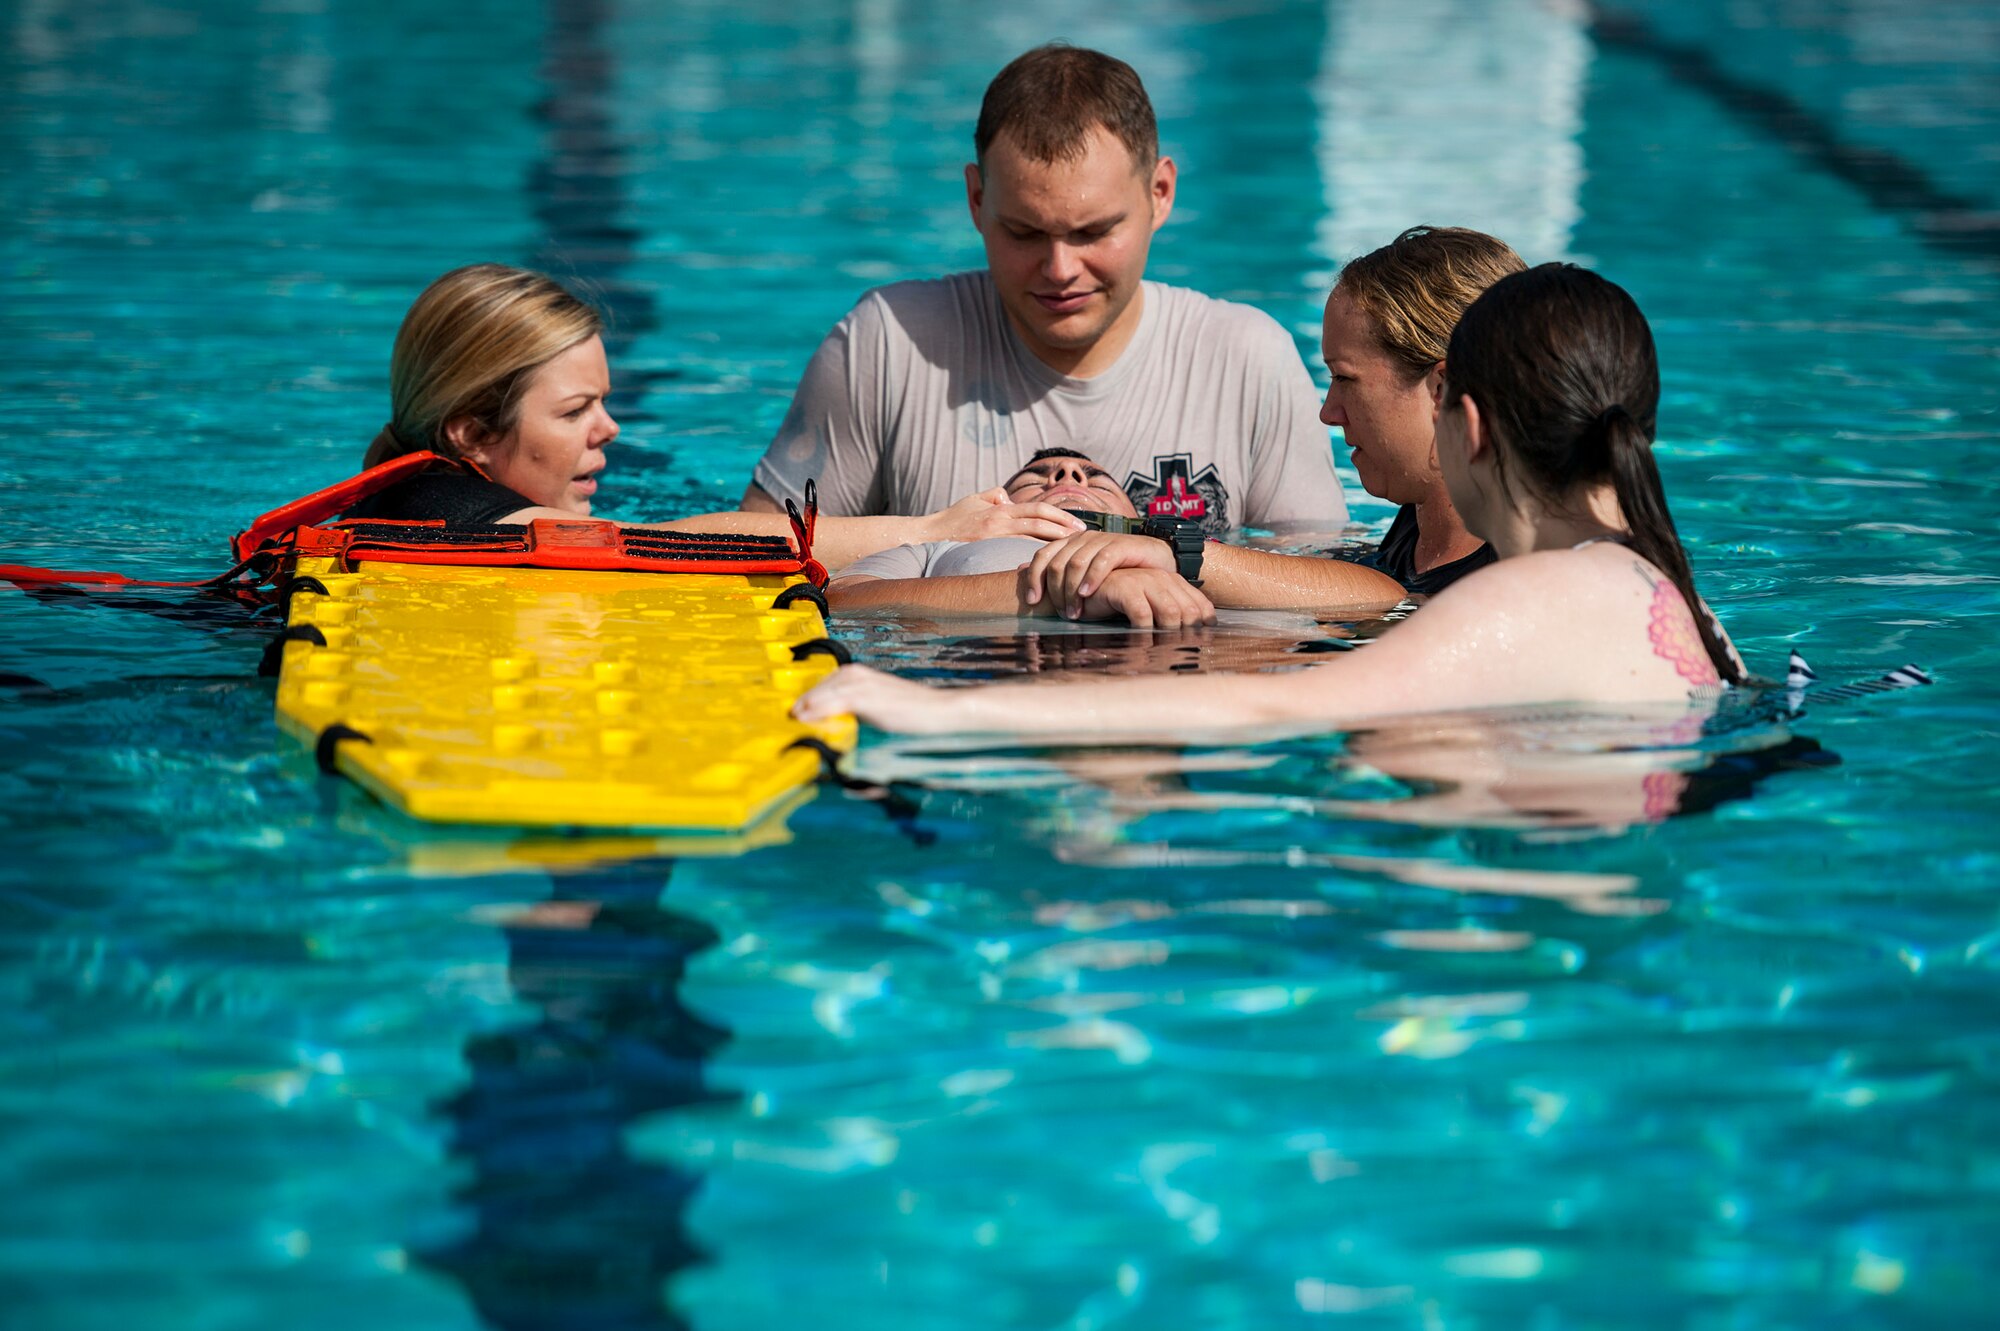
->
[838,536,1044,583]
[752,271,1347,537]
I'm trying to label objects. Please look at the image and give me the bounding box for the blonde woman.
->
[348,264,1094,565]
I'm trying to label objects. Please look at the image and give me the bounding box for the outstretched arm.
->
[1022,532,1404,617]
[793,661,1311,736]
[795,559,1591,739]
[830,565,1215,627]
[495,488,1090,570]
[1185,542,1403,611]
[828,569,1034,617]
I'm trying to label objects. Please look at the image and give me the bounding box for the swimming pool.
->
[4,0,1998,1325]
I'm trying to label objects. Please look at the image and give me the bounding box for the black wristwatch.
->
[1139,515,1205,587]
[1064,510,1206,586]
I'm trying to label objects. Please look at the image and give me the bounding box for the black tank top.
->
[1364,505,1497,597]
[343,471,534,525]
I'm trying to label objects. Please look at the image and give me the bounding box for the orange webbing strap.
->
[786,479,828,587]
[3,462,834,591]
[231,450,446,562]
[0,547,281,591]
[0,564,160,588]
[4,450,442,591]
[299,517,816,577]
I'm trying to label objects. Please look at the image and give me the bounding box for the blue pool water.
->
[5,1,2000,1326]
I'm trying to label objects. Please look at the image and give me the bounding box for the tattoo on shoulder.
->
[1647,579,1721,686]
[1629,560,1660,590]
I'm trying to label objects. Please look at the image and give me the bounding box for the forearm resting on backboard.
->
[1200,544,1404,612]
[827,570,1034,617]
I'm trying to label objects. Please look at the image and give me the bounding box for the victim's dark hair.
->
[1443,263,1742,684]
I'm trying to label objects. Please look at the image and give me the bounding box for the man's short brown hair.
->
[974,44,1158,170]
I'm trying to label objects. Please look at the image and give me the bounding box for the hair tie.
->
[1587,403,1633,453]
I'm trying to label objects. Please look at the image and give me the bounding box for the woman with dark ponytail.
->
[797,263,1748,736]
[1438,263,1743,684]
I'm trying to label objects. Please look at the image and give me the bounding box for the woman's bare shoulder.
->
[1372,545,1703,698]
[1348,552,1598,676]
[1432,545,1661,603]
[1414,547,1626,622]
[1495,545,1724,693]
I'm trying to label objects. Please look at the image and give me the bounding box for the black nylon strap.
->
[789,637,852,665]
[783,736,935,847]
[774,583,829,616]
[258,623,329,677]
[314,722,372,775]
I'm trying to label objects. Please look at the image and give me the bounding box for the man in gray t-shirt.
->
[742,44,1347,542]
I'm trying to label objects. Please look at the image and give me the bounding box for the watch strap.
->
[1142,517,1205,586]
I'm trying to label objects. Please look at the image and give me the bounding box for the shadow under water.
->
[419,858,732,1331]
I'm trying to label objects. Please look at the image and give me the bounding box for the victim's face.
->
[1004,453,1139,516]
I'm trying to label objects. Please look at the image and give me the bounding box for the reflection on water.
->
[840,646,1852,980]
[1320,714,1838,832]
[842,606,1396,684]
[531,0,656,360]
[1314,0,1590,268]
[857,680,1840,887]
[421,859,729,1331]
[626,690,1982,1327]
[396,17,709,1312]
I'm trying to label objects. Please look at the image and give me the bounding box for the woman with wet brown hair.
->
[1326,225,1525,595]
[1013,226,1523,615]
